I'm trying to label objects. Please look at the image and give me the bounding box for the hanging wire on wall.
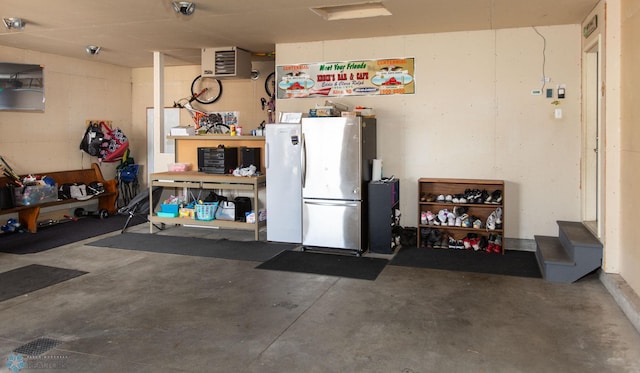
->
[532,26,548,92]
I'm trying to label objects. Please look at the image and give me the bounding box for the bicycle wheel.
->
[191,75,223,104]
[265,72,276,97]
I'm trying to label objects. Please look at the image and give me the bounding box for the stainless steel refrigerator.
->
[301,116,377,255]
[265,123,303,243]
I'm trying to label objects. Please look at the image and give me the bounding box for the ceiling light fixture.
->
[311,2,391,21]
[2,18,25,30]
[86,46,101,55]
[172,1,196,16]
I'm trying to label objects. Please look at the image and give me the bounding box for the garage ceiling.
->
[0,0,599,68]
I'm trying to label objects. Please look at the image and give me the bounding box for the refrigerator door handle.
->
[301,133,307,188]
[304,200,359,208]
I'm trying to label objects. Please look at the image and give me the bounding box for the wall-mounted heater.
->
[201,46,252,79]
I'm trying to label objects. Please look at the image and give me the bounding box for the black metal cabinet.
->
[368,179,400,254]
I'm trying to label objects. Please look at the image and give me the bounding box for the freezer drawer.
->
[302,199,361,251]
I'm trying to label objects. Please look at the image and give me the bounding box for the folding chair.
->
[118,186,164,233]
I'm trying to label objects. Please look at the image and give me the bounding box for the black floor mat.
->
[0,264,87,302]
[256,250,388,281]
[87,233,296,262]
[390,246,542,278]
[0,215,146,255]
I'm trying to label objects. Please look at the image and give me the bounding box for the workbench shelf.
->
[149,171,266,240]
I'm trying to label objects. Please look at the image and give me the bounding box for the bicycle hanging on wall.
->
[191,74,222,104]
[173,75,229,134]
[261,72,276,123]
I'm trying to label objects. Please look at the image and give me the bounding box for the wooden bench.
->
[0,163,118,232]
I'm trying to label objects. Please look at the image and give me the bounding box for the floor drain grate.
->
[14,337,62,356]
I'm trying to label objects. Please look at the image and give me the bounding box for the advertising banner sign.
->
[276,57,415,99]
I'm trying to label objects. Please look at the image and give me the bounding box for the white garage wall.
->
[0,46,132,179]
[275,25,582,240]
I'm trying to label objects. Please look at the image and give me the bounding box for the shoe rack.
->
[418,178,504,254]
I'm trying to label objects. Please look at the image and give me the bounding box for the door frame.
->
[582,35,604,239]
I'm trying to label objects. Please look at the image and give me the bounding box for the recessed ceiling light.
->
[311,2,391,21]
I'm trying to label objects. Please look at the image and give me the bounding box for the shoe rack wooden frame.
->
[417,178,504,252]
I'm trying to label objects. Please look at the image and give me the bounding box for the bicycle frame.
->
[173,89,229,134]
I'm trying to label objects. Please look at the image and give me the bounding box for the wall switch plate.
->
[554,108,563,119]
[531,89,542,95]
[546,88,553,98]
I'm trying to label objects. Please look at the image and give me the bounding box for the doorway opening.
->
[582,36,603,238]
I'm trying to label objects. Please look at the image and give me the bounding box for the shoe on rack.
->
[438,209,449,225]
[455,216,462,227]
[465,189,476,204]
[477,190,489,204]
[489,190,502,204]
[495,207,503,230]
[473,218,483,229]
[454,206,468,216]
[420,227,431,248]
[436,194,446,203]
[445,194,453,203]
[425,193,437,202]
[479,236,489,252]
[425,210,436,225]
[463,189,474,203]
[493,234,503,253]
[487,233,496,252]
[456,239,465,250]
[471,237,480,251]
[486,211,497,230]
[463,236,472,250]
[447,212,456,226]
[429,229,443,248]
[484,191,493,204]
[461,214,472,228]
[485,189,501,204]
[448,236,457,249]
[472,189,483,203]
[420,192,427,202]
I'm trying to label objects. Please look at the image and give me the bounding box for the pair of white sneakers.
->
[421,209,458,226]
[486,207,503,230]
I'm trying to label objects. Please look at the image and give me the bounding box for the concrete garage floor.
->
[0,223,639,373]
